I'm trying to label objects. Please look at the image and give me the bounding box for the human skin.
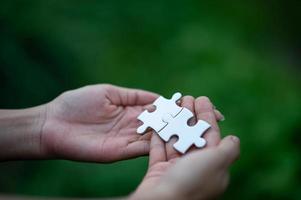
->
[0,84,234,200]
[0,84,224,162]
[131,97,240,200]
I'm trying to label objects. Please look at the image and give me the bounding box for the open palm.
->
[132,97,240,200]
[41,84,158,162]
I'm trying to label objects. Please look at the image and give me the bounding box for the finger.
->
[142,104,156,112]
[181,96,196,125]
[195,96,220,147]
[122,132,152,159]
[126,88,159,105]
[139,131,152,141]
[165,137,182,160]
[214,109,225,122]
[181,95,199,153]
[165,96,195,159]
[123,140,150,159]
[149,133,167,167]
[217,135,240,168]
[106,84,159,106]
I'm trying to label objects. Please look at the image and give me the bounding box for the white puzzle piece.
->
[160,108,211,154]
[136,92,211,154]
[137,92,183,134]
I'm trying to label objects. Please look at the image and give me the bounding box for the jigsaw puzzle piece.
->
[137,92,183,134]
[153,92,182,118]
[160,108,211,154]
[137,110,168,134]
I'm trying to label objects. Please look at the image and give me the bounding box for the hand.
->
[41,84,159,162]
[131,97,240,200]
[0,83,225,162]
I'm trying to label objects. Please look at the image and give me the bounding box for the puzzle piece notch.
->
[137,110,168,134]
[137,92,183,134]
[160,108,211,154]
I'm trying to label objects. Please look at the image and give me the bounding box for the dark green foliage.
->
[0,1,301,199]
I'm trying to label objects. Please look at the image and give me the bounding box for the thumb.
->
[105,84,159,106]
[217,135,240,168]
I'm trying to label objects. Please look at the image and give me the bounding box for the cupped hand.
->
[41,84,158,162]
[131,97,240,200]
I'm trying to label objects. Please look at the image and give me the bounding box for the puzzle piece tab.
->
[159,108,211,154]
[137,92,182,134]
[136,92,211,154]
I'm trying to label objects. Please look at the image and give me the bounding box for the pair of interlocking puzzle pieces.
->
[137,92,211,154]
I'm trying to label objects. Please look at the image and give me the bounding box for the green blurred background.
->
[0,0,301,199]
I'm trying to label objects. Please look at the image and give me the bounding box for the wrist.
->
[0,105,48,161]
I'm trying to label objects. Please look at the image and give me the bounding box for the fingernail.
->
[230,136,240,143]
